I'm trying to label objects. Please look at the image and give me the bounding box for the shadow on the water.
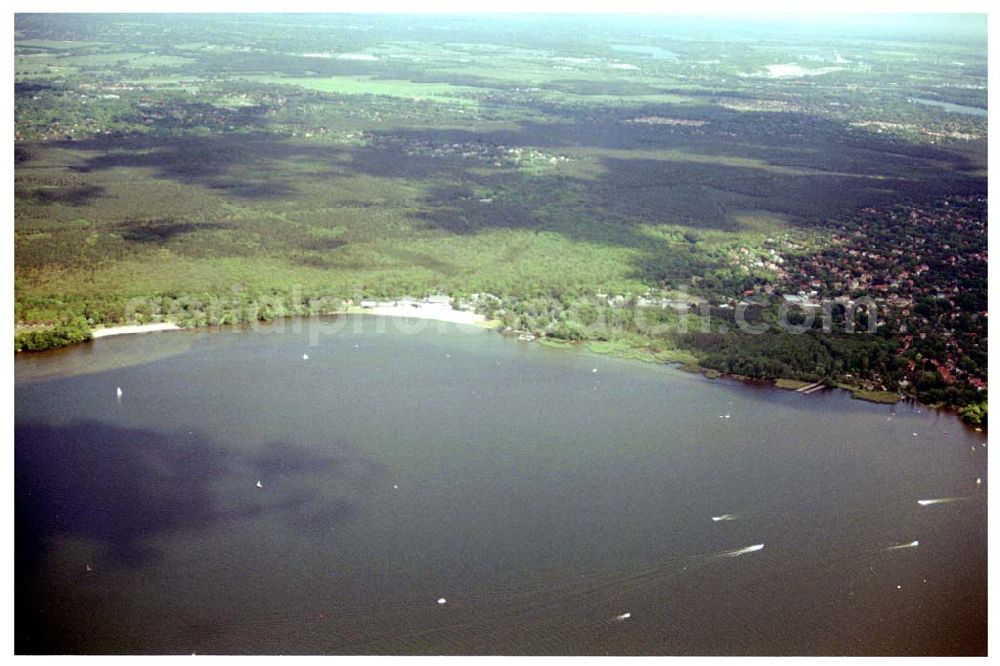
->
[16,422,384,569]
[254,438,355,477]
[15,420,224,653]
[15,420,386,653]
[15,421,224,569]
[250,439,387,530]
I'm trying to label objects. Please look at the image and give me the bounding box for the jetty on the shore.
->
[796,381,826,395]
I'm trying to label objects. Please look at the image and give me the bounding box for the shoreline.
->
[82,307,493,341]
[91,322,183,338]
[22,308,498,347]
[566,337,939,412]
[17,312,979,428]
[343,304,494,327]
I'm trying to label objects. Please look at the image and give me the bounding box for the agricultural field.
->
[13,13,987,419]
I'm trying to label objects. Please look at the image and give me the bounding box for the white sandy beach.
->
[84,307,488,341]
[360,304,488,325]
[91,322,182,338]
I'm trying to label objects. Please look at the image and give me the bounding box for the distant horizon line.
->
[10,2,992,18]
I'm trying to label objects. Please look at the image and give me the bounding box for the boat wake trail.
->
[711,514,738,522]
[317,535,781,652]
[885,540,919,550]
[715,543,765,558]
[917,497,970,506]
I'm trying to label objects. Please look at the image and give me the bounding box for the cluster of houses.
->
[776,198,987,391]
[597,293,699,312]
[359,294,451,310]
[357,292,502,312]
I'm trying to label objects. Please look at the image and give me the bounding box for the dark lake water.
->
[15,315,987,655]
[610,44,679,60]
[910,97,988,117]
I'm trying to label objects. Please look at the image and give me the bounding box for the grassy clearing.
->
[587,340,701,368]
[16,52,195,77]
[565,147,886,179]
[16,39,107,51]
[545,91,699,105]
[653,348,701,369]
[242,75,479,104]
[774,378,813,390]
[731,211,790,233]
[537,337,576,349]
[587,339,654,360]
[841,385,902,404]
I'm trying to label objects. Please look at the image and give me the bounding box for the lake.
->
[609,44,679,60]
[910,97,988,117]
[15,315,987,655]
